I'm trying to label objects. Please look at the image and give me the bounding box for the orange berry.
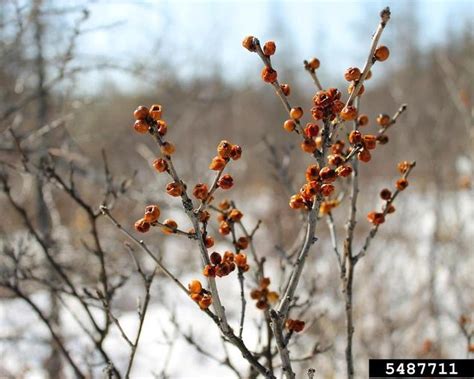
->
[363,134,377,150]
[289,194,305,209]
[332,140,345,154]
[319,167,337,183]
[134,218,150,233]
[234,253,247,267]
[261,67,277,83]
[217,174,234,190]
[204,235,214,248]
[376,113,391,127]
[188,280,202,294]
[203,264,216,277]
[166,182,183,197]
[335,165,352,177]
[357,149,371,162]
[280,83,291,96]
[305,164,320,181]
[344,67,361,82]
[156,120,167,136]
[283,119,296,132]
[219,221,231,235]
[223,251,234,262]
[198,210,210,223]
[161,142,175,155]
[349,130,362,145]
[133,119,148,134]
[242,36,256,51]
[152,158,168,172]
[301,139,317,153]
[377,135,389,144]
[374,45,390,61]
[219,199,231,210]
[230,145,242,160]
[133,105,149,120]
[228,209,243,222]
[199,294,212,310]
[161,219,177,234]
[256,299,268,310]
[260,277,270,288]
[367,211,385,225]
[340,106,358,121]
[149,104,162,121]
[386,204,396,214]
[293,320,305,333]
[307,58,320,71]
[209,156,226,171]
[217,140,233,159]
[321,184,335,197]
[290,107,303,120]
[357,114,369,126]
[396,178,409,191]
[144,205,160,223]
[304,123,319,137]
[328,154,344,166]
[193,183,209,200]
[232,237,247,251]
[263,41,276,56]
[397,161,412,174]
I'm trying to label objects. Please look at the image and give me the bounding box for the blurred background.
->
[0,0,473,378]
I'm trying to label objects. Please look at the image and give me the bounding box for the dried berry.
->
[161,219,177,234]
[301,139,317,153]
[228,209,243,222]
[236,237,249,250]
[349,130,362,145]
[321,184,335,197]
[340,106,358,121]
[261,67,277,83]
[289,194,305,209]
[152,158,168,172]
[133,105,149,120]
[230,145,242,160]
[280,83,291,96]
[357,114,369,126]
[380,188,392,200]
[219,221,231,235]
[149,104,162,121]
[374,45,390,61]
[376,114,391,127]
[304,123,319,138]
[134,218,150,233]
[377,135,389,144]
[199,294,212,310]
[209,156,226,171]
[144,205,160,223]
[166,182,183,197]
[263,41,276,56]
[336,165,352,177]
[344,67,361,82]
[242,36,256,51]
[203,264,216,277]
[217,140,233,159]
[305,164,320,181]
[193,183,209,200]
[357,149,371,163]
[217,174,234,190]
[307,58,320,71]
[204,235,214,248]
[210,252,222,265]
[348,82,365,96]
[396,178,408,191]
[188,280,202,294]
[161,142,176,155]
[133,119,148,134]
[319,167,337,183]
[367,211,385,225]
[363,135,377,150]
[397,161,411,174]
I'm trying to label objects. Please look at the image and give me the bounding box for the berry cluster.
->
[250,277,279,310]
[311,88,345,122]
[367,161,415,225]
[203,251,249,278]
[188,280,212,310]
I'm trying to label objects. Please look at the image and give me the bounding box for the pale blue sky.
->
[74,0,473,92]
